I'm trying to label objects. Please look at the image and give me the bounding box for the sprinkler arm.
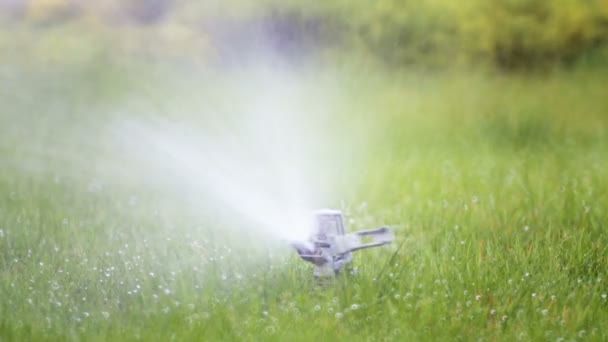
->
[333,226,394,254]
[290,227,394,264]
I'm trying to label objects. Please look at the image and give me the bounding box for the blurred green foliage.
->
[339,0,608,69]
[2,0,608,69]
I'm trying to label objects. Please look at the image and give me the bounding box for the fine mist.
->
[107,66,346,245]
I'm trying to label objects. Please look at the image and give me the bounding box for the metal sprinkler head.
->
[291,209,394,278]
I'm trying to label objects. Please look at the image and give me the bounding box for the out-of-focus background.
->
[2,0,608,68]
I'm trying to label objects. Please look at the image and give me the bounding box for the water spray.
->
[291,209,394,278]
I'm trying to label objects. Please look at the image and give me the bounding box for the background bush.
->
[3,0,608,69]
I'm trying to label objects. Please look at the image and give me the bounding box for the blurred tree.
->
[0,0,26,21]
[126,0,171,25]
[203,7,341,64]
[26,0,81,25]
[3,0,607,69]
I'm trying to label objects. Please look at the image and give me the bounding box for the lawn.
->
[1,57,607,341]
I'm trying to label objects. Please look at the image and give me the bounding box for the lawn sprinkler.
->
[290,209,394,278]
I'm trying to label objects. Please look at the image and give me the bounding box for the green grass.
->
[1,58,607,341]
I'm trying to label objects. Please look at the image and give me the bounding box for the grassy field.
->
[1,57,608,341]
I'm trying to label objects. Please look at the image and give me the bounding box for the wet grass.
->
[1,60,607,341]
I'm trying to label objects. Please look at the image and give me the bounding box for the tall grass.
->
[1,53,607,341]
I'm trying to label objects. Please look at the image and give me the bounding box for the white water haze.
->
[3,65,359,251]
[111,69,342,244]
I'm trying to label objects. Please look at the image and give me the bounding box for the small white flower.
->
[335,312,343,319]
[475,295,481,301]
[351,304,360,310]
[524,225,529,232]
[313,305,321,311]
[601,293,607,299]
[101,311,110,319]
[541,309,548,315]
[532,293,537,298]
